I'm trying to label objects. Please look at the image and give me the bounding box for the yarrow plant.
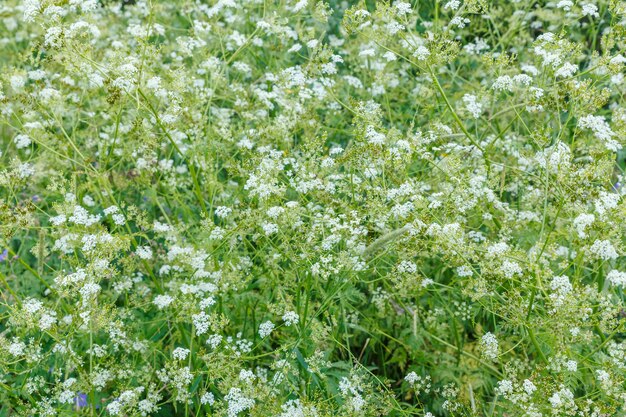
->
[1,0,626,415]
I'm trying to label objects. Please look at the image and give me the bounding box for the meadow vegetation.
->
[1,0,626,416]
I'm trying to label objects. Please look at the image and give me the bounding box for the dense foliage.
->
[1,0,626,415]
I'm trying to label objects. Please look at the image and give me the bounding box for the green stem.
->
[429,66,485,153]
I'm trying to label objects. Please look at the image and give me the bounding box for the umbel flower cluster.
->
[1,0,626,415]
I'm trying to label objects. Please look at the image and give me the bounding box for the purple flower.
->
[74,393,88,408]
[613,181,622,192]
[31,195,41,203]
[0,249,8,262]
